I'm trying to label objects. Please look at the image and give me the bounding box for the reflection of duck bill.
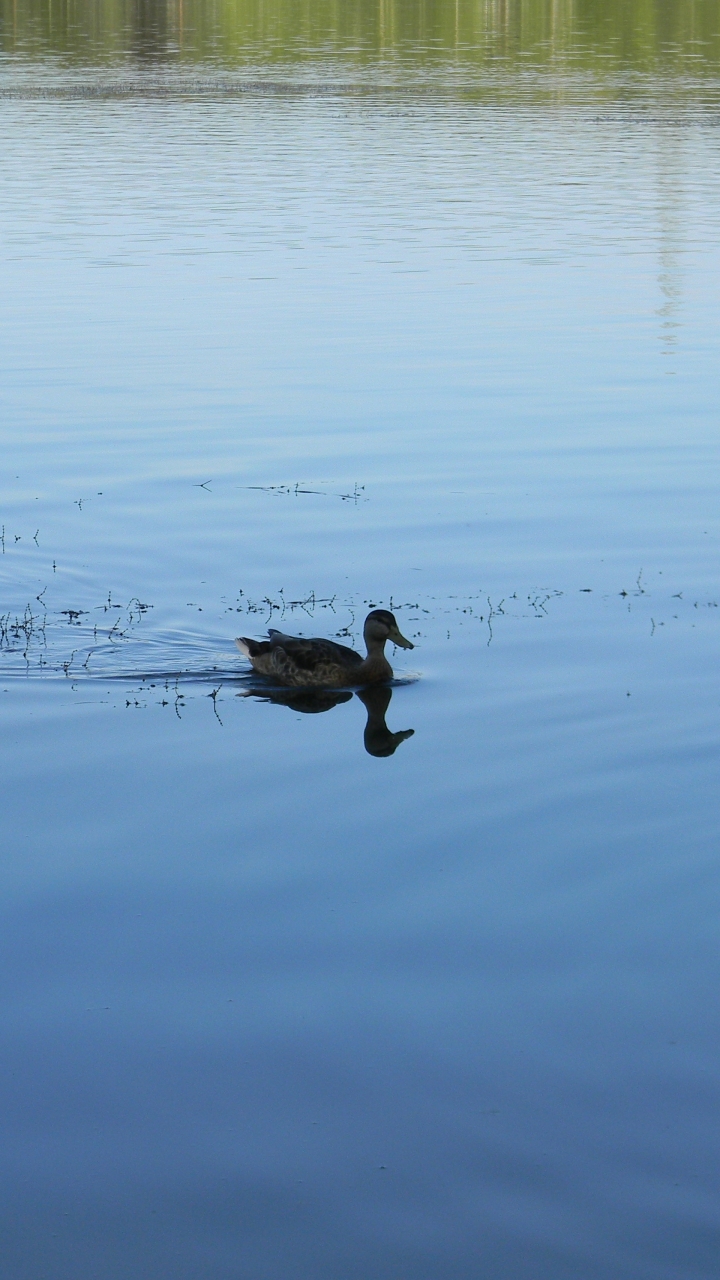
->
[365,724,415,758]
[357,686,415,758]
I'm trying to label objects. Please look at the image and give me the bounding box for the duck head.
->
[364,609,414,650]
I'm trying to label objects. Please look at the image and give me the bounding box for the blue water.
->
[2,34,720,1280]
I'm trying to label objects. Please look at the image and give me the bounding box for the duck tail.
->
[235,636,271,658]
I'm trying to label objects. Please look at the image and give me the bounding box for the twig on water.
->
[209,684,223,725]
[486,597,504,646]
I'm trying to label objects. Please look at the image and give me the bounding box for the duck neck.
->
[361,633,392,680]
[364,633,387,660]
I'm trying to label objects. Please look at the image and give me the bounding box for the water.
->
[2,4,720,1276]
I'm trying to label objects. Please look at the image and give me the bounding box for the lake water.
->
[2,3,720,1276]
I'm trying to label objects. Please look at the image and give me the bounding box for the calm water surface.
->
[2,3,720,1276]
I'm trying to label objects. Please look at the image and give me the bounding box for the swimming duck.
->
[235,609,414,688]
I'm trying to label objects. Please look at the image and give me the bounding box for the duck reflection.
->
[357,686,414,757]
[252,684,414,757]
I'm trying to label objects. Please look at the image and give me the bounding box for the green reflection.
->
[2,0,720,73]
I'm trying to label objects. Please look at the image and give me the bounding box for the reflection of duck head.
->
[357,685,414,757]
[249,684,414,757]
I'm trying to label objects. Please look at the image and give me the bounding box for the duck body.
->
[236,609,413,688]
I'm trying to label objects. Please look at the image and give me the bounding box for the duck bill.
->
[390,626,414,650]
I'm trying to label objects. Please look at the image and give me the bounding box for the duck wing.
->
[268,632,363,673]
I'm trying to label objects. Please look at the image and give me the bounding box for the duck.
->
[235,608,414,688]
